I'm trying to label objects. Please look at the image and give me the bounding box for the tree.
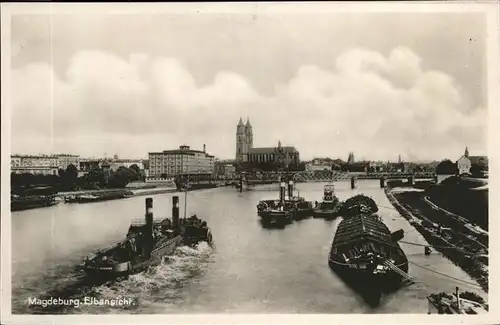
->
[129,164,141,176]
[107,166,136,188]
[470,163,483,176]
[66,164,78,182]
[436,159,457,175]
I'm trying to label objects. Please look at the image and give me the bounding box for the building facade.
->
[148,145,215,177]
[109,159,144,171]
[11,154,80,175]
[215,160,237,179]
[246,141,300,167]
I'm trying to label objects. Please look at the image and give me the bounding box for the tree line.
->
[11,163,144,194]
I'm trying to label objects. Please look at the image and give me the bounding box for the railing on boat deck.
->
[382,260,414,284]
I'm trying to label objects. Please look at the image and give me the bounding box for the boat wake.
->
[19,242,213,314]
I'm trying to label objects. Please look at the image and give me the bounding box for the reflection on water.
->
[11,181,484,314]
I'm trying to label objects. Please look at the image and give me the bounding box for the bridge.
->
[238,170,437,184]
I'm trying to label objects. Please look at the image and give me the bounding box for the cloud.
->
[10,47,487,161]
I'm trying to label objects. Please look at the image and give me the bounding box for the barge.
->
[11,194,58,211]
[427,287,488,314]
[65,190,133,203]
[82,195,212,281]
[328,194,411,304]
[313,184,342,219]
[257,182,294,227]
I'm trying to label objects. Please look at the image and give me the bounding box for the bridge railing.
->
[237,170,436,182]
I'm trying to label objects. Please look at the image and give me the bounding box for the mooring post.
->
[351,176,356,189]
[380,177,386,188]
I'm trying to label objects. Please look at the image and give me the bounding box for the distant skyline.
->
[9,8,488,161]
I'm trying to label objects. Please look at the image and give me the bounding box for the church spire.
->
[246,117,251,127]
[465,146,469,158]
[238,117,244,126]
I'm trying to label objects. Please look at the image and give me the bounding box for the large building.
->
[235,118,300,169]
[456,147,488,175]
[215,160,237,179]
[148,145,215,177]
[109,159,144,171]
[11,154,80,175]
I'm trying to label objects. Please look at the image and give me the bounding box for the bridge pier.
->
[407,175,415,186]
[380,177,386,188]
[351,176,356,189]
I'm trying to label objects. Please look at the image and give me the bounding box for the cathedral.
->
[235,118,300,167]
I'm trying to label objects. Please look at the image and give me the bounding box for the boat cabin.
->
[323,185,336,202]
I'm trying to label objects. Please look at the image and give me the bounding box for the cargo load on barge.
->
[313,184,342,219]
[328,194,411,304]
[82,195,212,281]
[257,182,294,226]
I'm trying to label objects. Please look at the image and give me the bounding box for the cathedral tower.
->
[236,117,248,162]
[245,117,253,149]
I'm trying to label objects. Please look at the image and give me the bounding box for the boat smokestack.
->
[280,182,286,204]
[288,180,294,199]
[145,197,154,255]
[203,144,206,153]
[172,195,180,231]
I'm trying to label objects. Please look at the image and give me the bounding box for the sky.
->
[9,10,488,162]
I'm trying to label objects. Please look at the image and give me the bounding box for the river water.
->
[11,180,485,314]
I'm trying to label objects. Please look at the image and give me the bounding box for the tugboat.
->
[257,181,294,227]
[284,180,313,219]
[82,195,212,281]
[328,194,411,305]
[313,184,342,219]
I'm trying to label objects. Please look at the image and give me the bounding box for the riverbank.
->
[385,185,488,292]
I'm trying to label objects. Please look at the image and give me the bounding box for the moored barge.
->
[427,287,488,314]
[313,184,342,219]
[82,195,212,281]
[64,190,134,203]
[11,194,58,211]
[328,194,411,304]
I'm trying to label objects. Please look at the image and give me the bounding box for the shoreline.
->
[384,185,488,293]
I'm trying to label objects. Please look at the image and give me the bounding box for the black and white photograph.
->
[1,2,499,323]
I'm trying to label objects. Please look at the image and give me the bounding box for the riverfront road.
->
[11,181,484,314]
